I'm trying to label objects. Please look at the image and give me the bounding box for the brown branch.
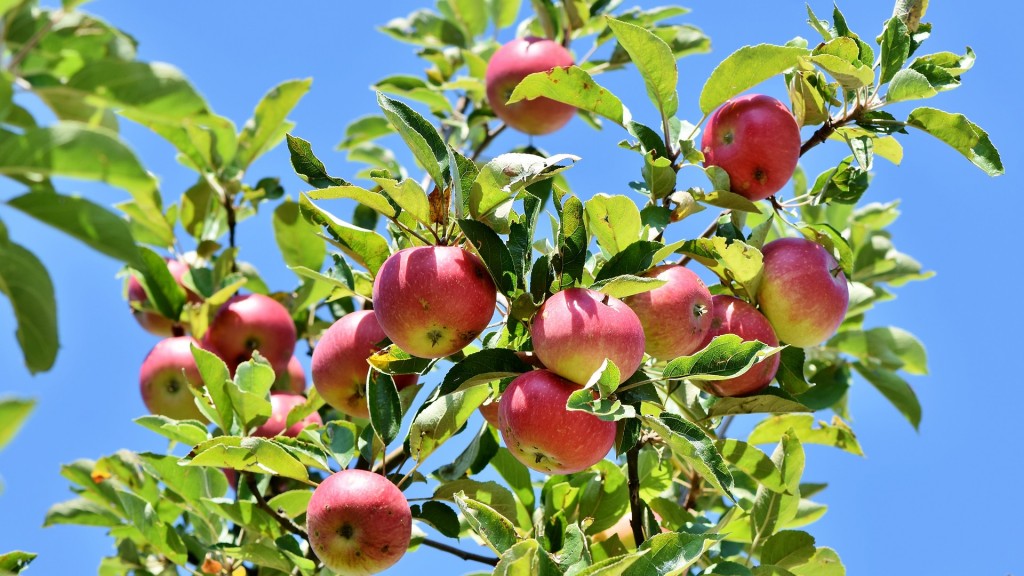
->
[625,445,646,548]
[682,469,702,511]
[678,210,728,267]
[371,445,409,476]
[243,473,308,540]
[799,105,865,158]
[471,123,507,161]
[420,538,499,566]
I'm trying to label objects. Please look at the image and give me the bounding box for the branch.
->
[799,105,865,157]
[243,473,308,540]
[420,538,499,566]
[471,123,507,161]
[625,444,646,548]
[678,210,728,267]
[682,469,702,511]
[371,445,409,475]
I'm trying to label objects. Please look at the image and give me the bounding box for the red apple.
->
[757,237,850,347]
[479,396,500,427]
[274,355,307,394]
[372,246,496,359]
[498,370,616,474]
[206,294,296,376]
[702,94,801,201]
[699,295,780,397]
[306,469,411,575]
[252,392,322,438]
[127,259,196,336]
[623,265,714,360]
[531,288,645,385]
[311,310,418,419]
[486,37,576,135]
[139,336,206,421]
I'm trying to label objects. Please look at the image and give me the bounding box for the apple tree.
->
[0,0,1004,574]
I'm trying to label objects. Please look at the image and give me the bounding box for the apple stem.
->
[420,538,498,566]
[625,445,647,548]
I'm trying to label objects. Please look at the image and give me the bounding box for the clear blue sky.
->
[1,1,1021,574]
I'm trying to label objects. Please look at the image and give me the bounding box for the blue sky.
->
[1,1,1021,574]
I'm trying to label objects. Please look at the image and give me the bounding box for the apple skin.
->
[498,370,616,474]
[311,310,418,419]
[531,288,646,385]
[372,246,497,359]
[698,295,780,397]
[701,94,801,201]
[252,393,323,438]
[486,37,575,135]
[479,397,500,427]
[139,336,207,421]
[623,265,714,361]
[306,469,411,575]
[128,259,195,336]
[206,294,296,376]
[274,355,307,394]
[757,237,850,347]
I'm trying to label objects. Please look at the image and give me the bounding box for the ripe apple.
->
[623,265,714,360]
[139,336,206,421]
[306,469,411,575]
[372,246,496,359]
[531,288,645,385]
[127,259,196,336]
[311,310,418,419]
[702,94,801,201]
[252,393,322,438]
[498,370,616,474]
[485,37,575,135]
[698,295,780,397]
[757,237,850,347]
[206,293,296,376]
[274,355,307,394]
[479,396,500,427]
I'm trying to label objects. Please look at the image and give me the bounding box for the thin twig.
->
[371,446,408,475]
[243,473,308,540]
[471,123,507,161]
[420,538,499,566]
[626,445,646,548]
[678,211,728,266]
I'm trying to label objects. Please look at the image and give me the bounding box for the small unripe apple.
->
[274,355,307,394]
[699,295,780,397]
[306,469,411,575]
[486,37,576,135]
[311,310,418,419]
[252,393,322,438]
[702,94,801,201]
[757,237,850,347]
[206,294,296,376]
[372,246,496,359]
[531,288,645,385]
[498,370,616,474]
[127,259,196,336]
[623,265,714,360]
[139,336,206,421]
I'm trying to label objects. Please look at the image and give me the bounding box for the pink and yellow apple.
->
[306,469,411,575]
[485,37,576,135]
[139,336,206,421]
[311,310,418,419]
[531,288,645,385]
[498,370,616,474]
[205,293,296,376]
[274,355,307,394]
[702,94,801,201]
[252,393,322,438]
[623,265,714,360]
[698,295,780,397]
[757,237,850,347]
[372,246,496,359]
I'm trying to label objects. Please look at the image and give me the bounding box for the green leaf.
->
[434,422,499,481]
[190,344,233,432]
[809,54,874,89]
[585,194,642,256]
[322,421,359,468]
[488,0,522,28]
[186,436,312,483]
[591,274,667,299]
[606,17,678,117]
[306,185,397,218]
[454,491,519,553]
[0,240,57,374]
[367,345,432,376]
[852,362,922,430]
[435,479,520,525]
[411,501,461,538]
[367,372,402,445]
[493,539,562,576]
[566,388,635,421]
[266,489,313,519]
[576,551,648,575]
[409,386,490,462]
[470,153,579,229]
[133,415,209,446]
[66,60,208,121]
[707,391,811,418]
[0,551,36,574]
[338,114,394,149]
[0,398,34,452]
[906,107,1003,176]
[891,0,929,32]
[676,236,764,300]
[886,68,937,102]
[299,194,391,276]
[662,334,783,382]
[8,192,142,268]
[228,356,275,431]
[286,134,347,189]
[556,195,588,289]
[761,530,816,569]
[700,45,809,114]
[374,176,431,226]
[751,433,804,550]
[642,413,734,498]
[624,532,721,576]
[44,497,122,527]
[273,199,326,273]
[509,66,628,126]
[879,16,911,84]
[377,92,450,190]
[237,78,311,168]
[829,326,927,375]
[594,240,662,282]
[458,219,517,295]
[124,111,237,178]
[716,439,787,493]
[748,415,864,457]
[490,448,536,511]
[790,547,845,576]
[440,349,532,395]
[135,247,187,320]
